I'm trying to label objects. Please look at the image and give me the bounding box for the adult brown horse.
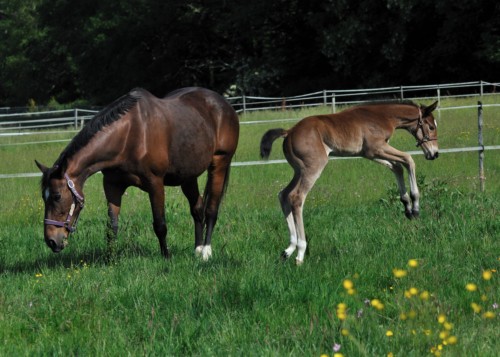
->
[36,87,239,260]
[260,101,439,264]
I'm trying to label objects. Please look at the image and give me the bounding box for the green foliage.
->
[2,0,500,105]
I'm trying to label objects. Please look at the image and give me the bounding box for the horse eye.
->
[53,193,62,202]
[429,125,435,131]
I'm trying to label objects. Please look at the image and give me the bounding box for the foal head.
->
[414,101,439,160]
[35,161,84,253]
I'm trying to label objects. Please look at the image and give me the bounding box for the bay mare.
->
[260,101,439,264]
[36,87,239,260]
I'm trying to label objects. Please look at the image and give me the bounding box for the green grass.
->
[1,96,499,356]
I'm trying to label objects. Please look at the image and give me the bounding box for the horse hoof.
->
[281,251,290,261]
[295,258,304,266]
[195,245,204,257]
[412,210,420,219]
[201,245,212,261]
[404,211,413,219]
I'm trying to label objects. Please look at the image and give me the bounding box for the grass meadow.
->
[0,96,499,356]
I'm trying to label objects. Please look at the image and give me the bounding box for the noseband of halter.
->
[414,108,436,147]
[44,173,85,233]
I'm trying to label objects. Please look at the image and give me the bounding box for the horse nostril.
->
[46,239,57,250]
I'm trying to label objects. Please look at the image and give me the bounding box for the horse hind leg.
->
[281,160,327,265]
[200,154,233,260]
[279,173,300,260]
[181,179,204,256]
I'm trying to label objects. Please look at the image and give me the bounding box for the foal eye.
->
[53,193,62,202]
[429,125,435,131]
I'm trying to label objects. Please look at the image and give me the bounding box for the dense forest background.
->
[1,0,499,106]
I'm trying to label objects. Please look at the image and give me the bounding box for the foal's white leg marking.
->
[283,211,298,258]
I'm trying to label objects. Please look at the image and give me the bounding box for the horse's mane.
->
[54,89,142,168]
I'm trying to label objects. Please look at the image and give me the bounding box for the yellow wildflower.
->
[465,283,478,292]
[334,354,344,357]
[482,270,492,280]
[482,311,496,319]
[443,322,453,331]
[35,273,43,278]
[343,279,354,290]
[419,290,430,300]
[471,302,482,313]
[386,330,394,337]
[400,312,408,321]
[437,314,446,324]
[408,259,419,268]
[341,328,349,336]
[371,299,385,310]
[392,268,407,278]
[409,287,418,296]
[439,331,449,340]
[387,353,394,357]
[446,336,458,345]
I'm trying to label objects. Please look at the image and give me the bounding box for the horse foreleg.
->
[103,177,126,260]
[181,179,204,257]
[148,180,169,259]
[373,159,413,219]
[374,145,420,219]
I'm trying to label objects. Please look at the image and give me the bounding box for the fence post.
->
[323,90,327,106]
[437,87,441,120]
[478,101,485,192]
[242,95,246,114]
[400,86,404,100]
[331,94,336,114]
[74,109,78,129]
[480,80,484,97]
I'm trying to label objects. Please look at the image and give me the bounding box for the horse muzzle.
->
[44,230,68,253]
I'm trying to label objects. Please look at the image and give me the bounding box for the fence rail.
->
[1,80,499,131]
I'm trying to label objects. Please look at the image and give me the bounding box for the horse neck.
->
[65,125,129,185]
[392,105,420,132]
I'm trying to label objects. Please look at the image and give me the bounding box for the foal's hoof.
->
[295,258,304,266]
[412,210,420,219]
[281,251,290,261]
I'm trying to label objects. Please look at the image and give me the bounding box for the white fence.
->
[1,80,499,131]
[1,81,500,191]
[226,80,500,113]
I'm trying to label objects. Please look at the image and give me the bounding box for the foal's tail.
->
[260,128,288,159]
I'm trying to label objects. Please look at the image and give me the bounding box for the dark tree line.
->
[1,0,499,106]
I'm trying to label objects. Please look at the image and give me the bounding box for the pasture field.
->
[1,96,499,356]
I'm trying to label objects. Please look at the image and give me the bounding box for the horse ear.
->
[423,101,439,116]
[35,160,48,173]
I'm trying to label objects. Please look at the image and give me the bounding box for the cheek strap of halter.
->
[43,174,85,233]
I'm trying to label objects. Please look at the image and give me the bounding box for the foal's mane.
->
[357,100,418,108]
[54,89,142,168]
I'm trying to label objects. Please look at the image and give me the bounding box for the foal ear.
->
[35,160,49,173]
[422,101,439,116]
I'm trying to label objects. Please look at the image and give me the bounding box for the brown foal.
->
[260,101,439,264]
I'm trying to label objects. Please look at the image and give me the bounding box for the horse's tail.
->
[260,128,288,159]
